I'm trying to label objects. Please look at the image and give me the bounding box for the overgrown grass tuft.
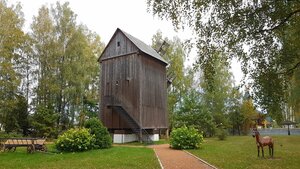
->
[189,136,300,169]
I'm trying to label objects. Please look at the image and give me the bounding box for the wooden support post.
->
[166,129,169,139]
[139,129,143,143]
[30,139,35,153]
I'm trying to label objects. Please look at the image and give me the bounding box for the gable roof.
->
[120,29,168,64]
[99,28,168,65]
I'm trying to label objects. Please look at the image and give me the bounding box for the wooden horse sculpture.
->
[252,128,274,158]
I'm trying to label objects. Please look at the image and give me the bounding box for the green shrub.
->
[55,128,94,152]
[170,126,203,149]
[84,118,112,149]
[0,131,23,138]
[30,105,58,138]
[216,128,228,140]
[84,117,103,129]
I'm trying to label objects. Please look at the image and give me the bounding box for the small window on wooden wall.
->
[117,41,120,47]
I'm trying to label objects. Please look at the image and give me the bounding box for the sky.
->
[8,0,243,84]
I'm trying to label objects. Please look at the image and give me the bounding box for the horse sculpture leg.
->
[261,146,264,157]
[271,144,274,157]
[257,146,260,157]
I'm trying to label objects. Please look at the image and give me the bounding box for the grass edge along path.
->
[0,145,161,169]
[188,136,300,169]
[183,150,218,169]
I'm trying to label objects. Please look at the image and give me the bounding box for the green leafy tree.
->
[228,88,243,135]
[31,2,104,133]
[0,0,27,133]
[30,104,59,137]
[200,52,235,129]
[31,5,59,129]
[151,31,193,129]
[0,1,103,135]
[2,108,18,133]
[173,89,215,137]
[289,68,300,122]
[15,94,29,135]
[79,96,99,127]
[1,94,29,135]
[240,99,258,135]
[147,0,300,123]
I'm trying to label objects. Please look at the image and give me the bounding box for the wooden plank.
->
[22,140,27,145]
[100,31,168,131]
[35,139,46,145]
[140,55,168,129]
[100,31,138,61]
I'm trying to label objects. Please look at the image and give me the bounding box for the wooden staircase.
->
[106,98,153,144]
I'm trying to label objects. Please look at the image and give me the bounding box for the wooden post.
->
[31,139,35,153]
[166,129,169,139]
[139,129,143,143]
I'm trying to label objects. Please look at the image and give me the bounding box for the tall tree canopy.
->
[199,52,238,129]
[30,2,104,133]
[240,98,258,135]
[148,0,300,122]
[0,0,28,132]
[0,1,104,136]
[151,31,194,127]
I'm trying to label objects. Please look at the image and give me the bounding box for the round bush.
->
[55,128,94,152]
[216,128,228,140]
[84,118,112,149]
[170,126,203,149]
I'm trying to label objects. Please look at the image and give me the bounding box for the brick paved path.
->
[149,144,217,169]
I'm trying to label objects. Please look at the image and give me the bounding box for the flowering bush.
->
[55,128,94,152]
[170,126,203,149]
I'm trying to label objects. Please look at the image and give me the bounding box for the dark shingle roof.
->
[118,28,168,64]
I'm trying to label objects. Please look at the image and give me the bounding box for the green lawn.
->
[114,139,169,146]
[2,137,299,169]
[0,145,160,169]
[189,136,300,169]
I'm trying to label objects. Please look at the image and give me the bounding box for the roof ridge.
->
[118,28,168,64]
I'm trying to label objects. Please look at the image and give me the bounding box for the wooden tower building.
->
[98,28,168,143]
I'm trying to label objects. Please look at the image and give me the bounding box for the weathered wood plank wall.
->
[101,54,141,129]
[140,55,167,128]
[100,29,168,131]
[101,31,138,60]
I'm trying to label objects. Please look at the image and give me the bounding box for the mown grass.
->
[189,136,300,169]
[115,139,169,147]
[0,145,160,169]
